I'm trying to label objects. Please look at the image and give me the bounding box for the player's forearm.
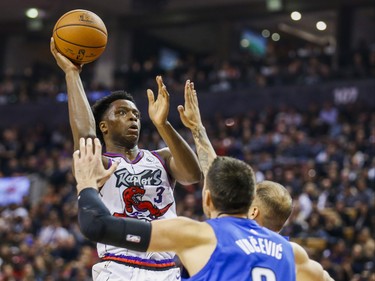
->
[66,71,96,149]
[155,122,202,183]
[78,188,151,251]
[190,124,217,176]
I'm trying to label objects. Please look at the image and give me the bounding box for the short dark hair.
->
[206,157,255,214]
[255,181,293,232]
[92,91,136,144]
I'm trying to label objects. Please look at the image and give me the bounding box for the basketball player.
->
[177,81,335,281]
[248,181,335,281]
[50,38,202,280]
[74,137,296,281]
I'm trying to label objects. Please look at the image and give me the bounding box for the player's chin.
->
[125,134,139,143]
[126,128,139,136]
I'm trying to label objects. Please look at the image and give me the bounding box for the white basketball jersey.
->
[96,149,177,264]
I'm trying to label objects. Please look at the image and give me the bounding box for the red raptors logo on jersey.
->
[113,168,173,220]
[113,186,173,219]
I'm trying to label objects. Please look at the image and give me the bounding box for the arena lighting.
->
[316,21,327,31]
[240,39,250,48]
[26,8,39,19]
[266,0,282,11]
[291,11,302,21]
[278,23,333,45]
[25,8,46,31]
[271,33,280,41]
[262,29,271,38]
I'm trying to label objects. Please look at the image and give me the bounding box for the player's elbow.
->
[191,170,204,183]
[185,169,204,184]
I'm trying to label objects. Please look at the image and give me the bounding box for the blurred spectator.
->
[297,182,317,222]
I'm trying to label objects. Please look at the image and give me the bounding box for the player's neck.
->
[105,144,140,160]
[213,211,248,219]
[124,148,140,161]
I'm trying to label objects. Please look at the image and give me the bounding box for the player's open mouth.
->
[127,125,138,134]
[133,194,142,203]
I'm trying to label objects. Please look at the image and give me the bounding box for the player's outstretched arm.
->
[178,81,217,176]
[50,38,96,150]
[291,242,335,281]
[147,76,202,185]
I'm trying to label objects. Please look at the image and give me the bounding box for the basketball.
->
[52,9,107,64]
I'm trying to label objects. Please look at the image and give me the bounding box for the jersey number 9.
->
[252,267,276,281]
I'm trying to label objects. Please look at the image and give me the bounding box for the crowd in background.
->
[0,41,375,104]
[0,97,374,280]
[0,30,374,281]
[115,41,375,94]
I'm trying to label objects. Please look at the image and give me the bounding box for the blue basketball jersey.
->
[183,217,296,281]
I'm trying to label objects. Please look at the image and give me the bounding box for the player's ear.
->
[202,188,212,218]
[248,206,259,219]
[99,121,108,134]
[205,189,214,209]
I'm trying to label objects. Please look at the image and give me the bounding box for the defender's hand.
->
[73,138,118,194]
[178,80,203,130]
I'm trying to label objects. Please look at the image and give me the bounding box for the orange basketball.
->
[52,9,107,64]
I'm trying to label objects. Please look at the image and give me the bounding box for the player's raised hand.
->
[73,138,118,194]
[178,80,203,130]
[50,37,82,74]
[147,76,170,127]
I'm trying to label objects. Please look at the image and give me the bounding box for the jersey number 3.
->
[252,267,276,281]
[154,186,165,203]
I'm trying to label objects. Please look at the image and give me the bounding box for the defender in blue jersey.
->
[74,136,296,281]
[187,217,295,281]
[248,181,335,281]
